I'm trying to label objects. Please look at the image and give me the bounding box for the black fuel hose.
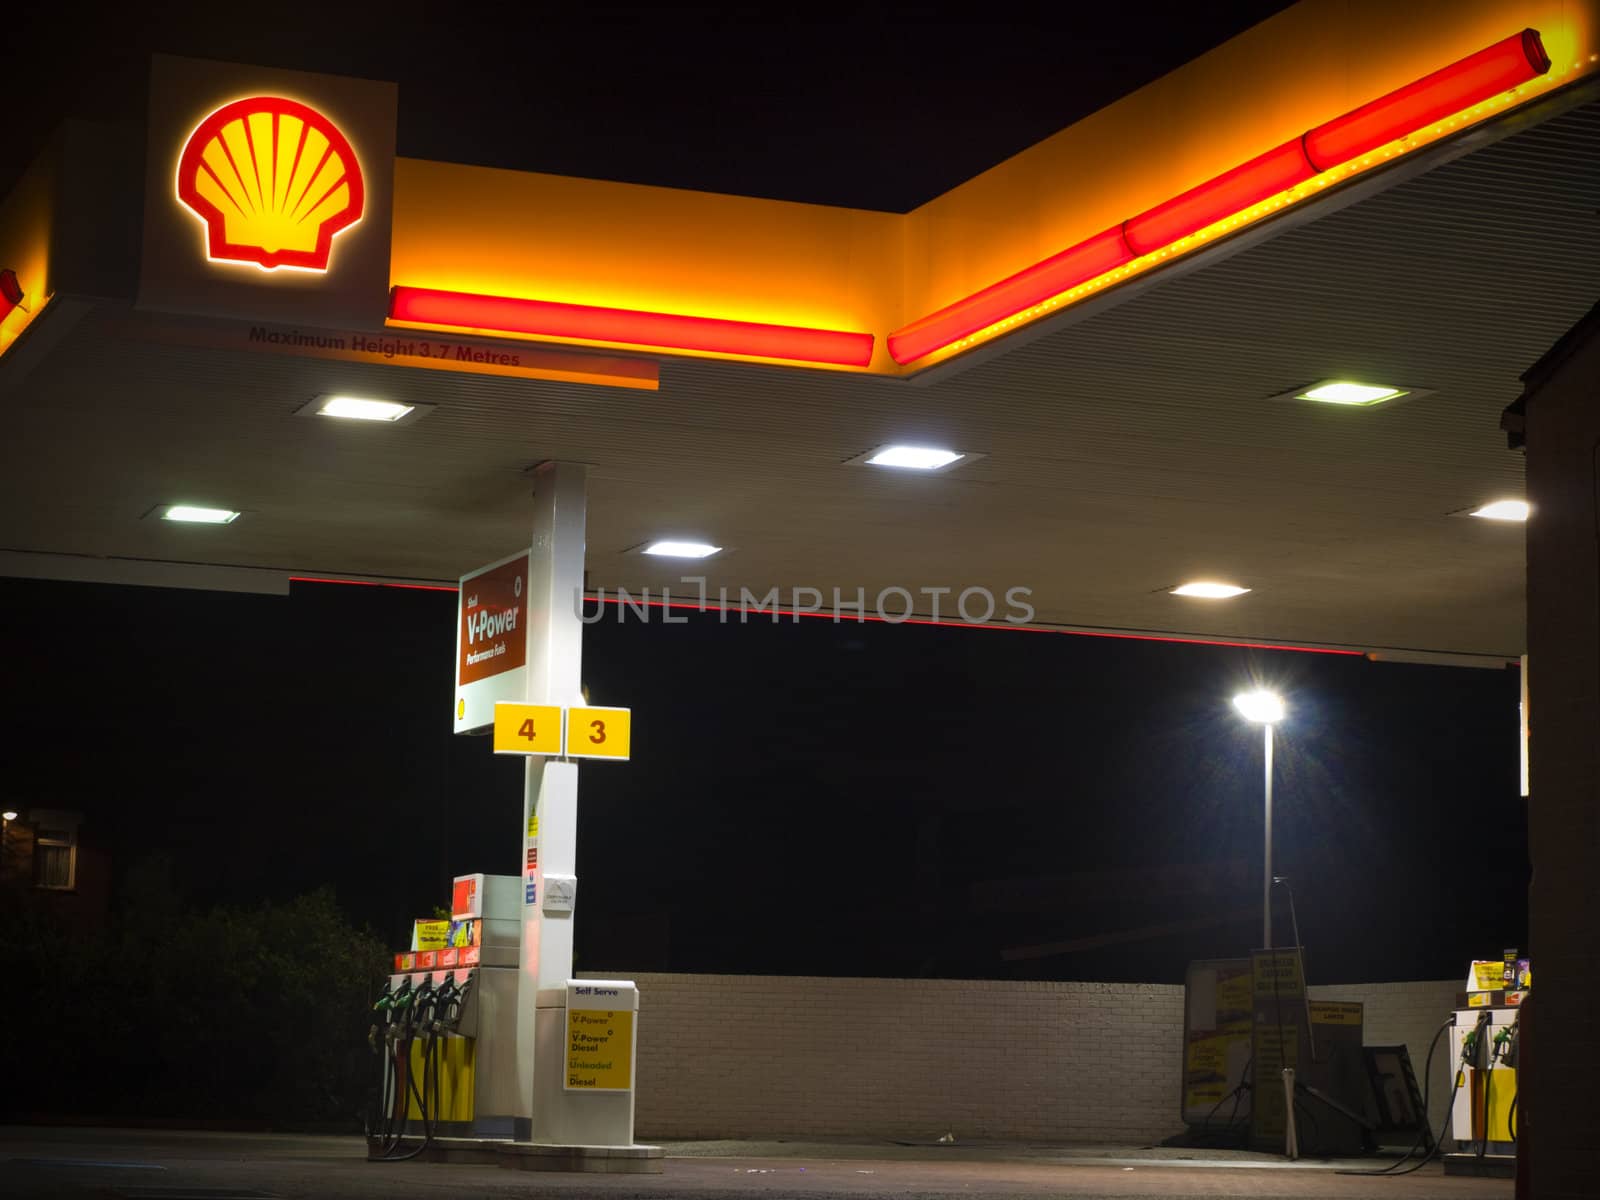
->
[1337,1014,1454,1177]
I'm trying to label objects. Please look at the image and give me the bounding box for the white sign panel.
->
[454,549,532,732]
[543,874,577,914]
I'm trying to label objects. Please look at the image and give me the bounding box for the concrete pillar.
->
[1520,306,1600,1200]
[513,461,587,1140]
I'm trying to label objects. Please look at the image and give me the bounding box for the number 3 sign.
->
[565,706,631,761]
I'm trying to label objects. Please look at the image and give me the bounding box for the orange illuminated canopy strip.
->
[389,287,875,367]
[888,28,1551,365]
[1304,28,1551,168]
[886,226,1133,367]
[1121,138,1315,256]
[0,269,23,324]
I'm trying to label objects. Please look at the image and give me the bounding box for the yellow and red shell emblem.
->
[176,97,364,272]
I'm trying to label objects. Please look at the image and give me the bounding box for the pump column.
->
[513,461,587,1142]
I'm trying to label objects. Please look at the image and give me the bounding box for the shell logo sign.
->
[175,96,364,273]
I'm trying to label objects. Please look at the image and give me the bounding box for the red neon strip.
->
[0,269,21,324]
[1304,29,1549,169]
[289,575,457,592]
[285,577,1360,655]
[1122,139,1315,256]
[888,29,1552,366]
[594,595,1362,656]
[886,226,1132,365]
[389,287,875,367]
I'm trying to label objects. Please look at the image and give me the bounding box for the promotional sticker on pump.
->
[412,919,449,951]
[451,874,483,920]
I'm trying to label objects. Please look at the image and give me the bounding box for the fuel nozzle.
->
[385,978,415,1044]
[368,980,394,1050]
[1461,1010,1493,1073]
[1493,1013,1521,1069]
[429,977,458,1034]
[410,978,436,1031]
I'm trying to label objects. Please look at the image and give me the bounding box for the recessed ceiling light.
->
[866,445,964,470]
[845,444,982,472]
[298,394,427,423]
[319,395,415,421]
[1171,581,1251,599]
[1469,499,1530,522]
[160,505,240,524]
[1296,381,1408,406]
[642,540,722,558]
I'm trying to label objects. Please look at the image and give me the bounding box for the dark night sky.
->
[0,577,1526,985]
[3,2,1529,986]
[7,3,1293,211]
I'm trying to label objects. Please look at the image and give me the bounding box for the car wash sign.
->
[454,549,531,732]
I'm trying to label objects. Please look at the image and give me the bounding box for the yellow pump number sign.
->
[566,706,631,760]
[492,703,564,755]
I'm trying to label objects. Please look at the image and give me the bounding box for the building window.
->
[33,827,77,890]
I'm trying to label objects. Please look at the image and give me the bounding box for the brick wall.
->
[587,971,1463,1143]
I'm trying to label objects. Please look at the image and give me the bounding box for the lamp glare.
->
[643,541,721,559]
[1469,499,1530,522]
[318,396,415,422]
[161,505,240,524]
[1233,690,1287,724]
[865,446,964,470]
[1172,581,1251,599]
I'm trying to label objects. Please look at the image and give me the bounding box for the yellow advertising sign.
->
[493,703,563,755]
[1252,950,1305,998]
[1310,1001,1363,1026]
[1470,961,1507,991]
[1184,1027,1249,1110]
[1217,970,1252,1015]
[565,1009,634,1090]
[1252,1024,1300,1139]
[566,706,632,761]
[413,919,449,951]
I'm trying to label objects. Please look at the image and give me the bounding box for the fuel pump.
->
[372,977,412,1156]
[367,875,526,1158]
[1463,1009,1494,1154]
[1441,1001,1525,1177]
[391,978,438,1160]
[1496,1011,1521,1142]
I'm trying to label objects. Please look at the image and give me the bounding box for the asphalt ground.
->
[0,1127,1512,1200]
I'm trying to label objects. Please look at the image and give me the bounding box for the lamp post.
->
[1232,690,1286,949]
[0,811,14,882]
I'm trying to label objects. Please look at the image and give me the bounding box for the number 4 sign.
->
[492,704,563,755]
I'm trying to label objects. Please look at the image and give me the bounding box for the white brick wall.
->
[582,971,1461,1142]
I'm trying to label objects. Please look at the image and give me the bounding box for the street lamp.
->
[1233,690,1286,949]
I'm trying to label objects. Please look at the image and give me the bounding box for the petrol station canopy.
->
[2,0,1597,666]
